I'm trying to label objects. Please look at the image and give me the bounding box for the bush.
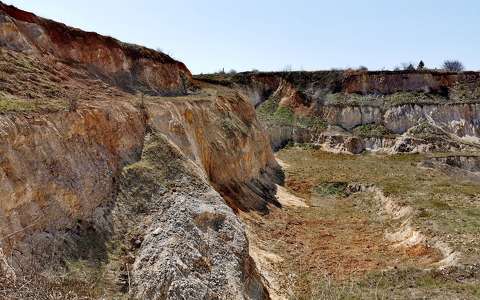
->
[443,60,464,72]
[353,123,392,138]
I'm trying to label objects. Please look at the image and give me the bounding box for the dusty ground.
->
[244,148,480,299]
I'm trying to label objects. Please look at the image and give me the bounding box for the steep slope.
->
[0,4,281,299]
[0,1,191,95]
[197,71,480,153]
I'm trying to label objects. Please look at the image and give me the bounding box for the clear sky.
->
[3,0,479,74]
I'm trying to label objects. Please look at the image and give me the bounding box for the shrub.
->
[353,123,392,138]
[443,60,464,72]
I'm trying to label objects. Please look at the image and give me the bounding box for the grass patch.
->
[257,98,327,132]
[325,91,450,107]
[277,148,480,262]
[273,106,295,125]
[296,115,328,131]
[352,123,392,138]
[313,182,348,197]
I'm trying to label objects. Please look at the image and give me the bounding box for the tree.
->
[358,66,368,71]
[443,60,464,72]
[401,62,415,71]
[417,60,425,70]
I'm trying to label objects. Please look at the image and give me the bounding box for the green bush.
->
[353,124,392,138]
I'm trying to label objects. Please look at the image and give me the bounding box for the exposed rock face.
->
[422,155,480,173]
[0,102,146,250]
[144,89,282,213]
[0,2,191,95]
[201,71,480,153]
[343,71,462,95]
[0,87,280,297]
[0,4,281,298]
[115,133,268,299]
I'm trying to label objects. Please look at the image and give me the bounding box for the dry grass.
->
[245,147,480,299]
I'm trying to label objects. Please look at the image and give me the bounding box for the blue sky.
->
[3,0,479,74]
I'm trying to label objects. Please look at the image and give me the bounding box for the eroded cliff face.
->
[0,90,280,298]
[145,89,281,213]
[0,4,282,299]
[0,84,280,298]
[0,2,191,95]
[0,101,145,250]
[200,71,480,153]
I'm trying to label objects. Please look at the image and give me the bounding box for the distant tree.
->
[228,69,237,75]
[393,66,401,71]
[401,62,415,71]
[358,66,368,71]
[417,60,425,70]
[443,60,464,72]
[251,68,259,73]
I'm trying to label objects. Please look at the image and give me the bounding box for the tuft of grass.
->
[313,182,348,197]
[273,106,295,125]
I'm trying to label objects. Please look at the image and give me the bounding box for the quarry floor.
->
[243,148,480,299]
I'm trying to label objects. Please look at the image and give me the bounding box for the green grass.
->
[324,91,450,107]
[296,115,328,131]
[257,97,327,132]
[277,148,480,299]
[313,182,348,197]
[273,106,295,125]
[352,123,392,138]
[277,148,480,261]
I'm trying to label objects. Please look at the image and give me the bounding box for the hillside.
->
[197,71,480,153]
[0,3,280,299]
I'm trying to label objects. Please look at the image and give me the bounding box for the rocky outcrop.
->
[0,101,146,252]
[0,2,191,95]
[343,71,462,95]
[144,88,282,213]
[0,4,282,298]
[200,72,480,153]
[115,133,268,299]
[0,84,280,298]
[421,155,480,182]
[204,70,480,102]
